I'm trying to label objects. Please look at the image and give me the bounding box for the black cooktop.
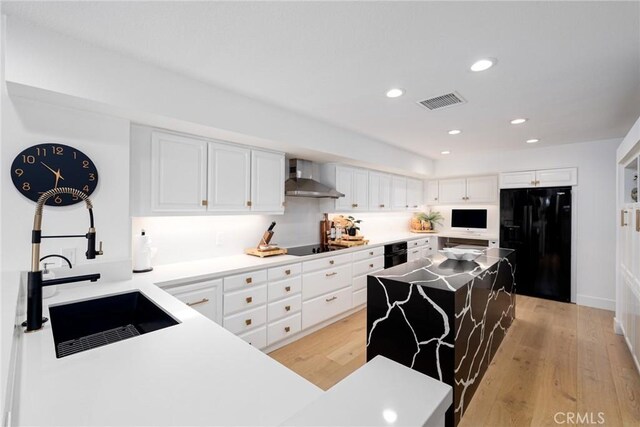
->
[286,244,347,257]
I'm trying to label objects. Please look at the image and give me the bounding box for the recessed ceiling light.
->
[386,88,404,98]
[441,150,451,155]
[448,130,461,135]
[510,118,528,125]
[470,58,495,72]
[526,139,540,144]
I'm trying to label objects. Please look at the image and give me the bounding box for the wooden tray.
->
[329,239,370,248]
[245,247,288,257]
[341,234,364,241]
[410,230,438,234]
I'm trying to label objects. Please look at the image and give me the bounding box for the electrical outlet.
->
[60,248,76,267]
[216,232,225,246]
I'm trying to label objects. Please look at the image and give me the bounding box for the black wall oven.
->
[384,241,408,268]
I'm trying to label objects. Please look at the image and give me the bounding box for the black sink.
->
[49,291,179,358]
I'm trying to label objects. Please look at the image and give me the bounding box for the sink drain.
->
[56,324,140,358]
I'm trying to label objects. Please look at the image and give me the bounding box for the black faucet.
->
[23,188,103,332]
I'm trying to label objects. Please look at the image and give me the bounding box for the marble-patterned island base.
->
[366,249,516,426]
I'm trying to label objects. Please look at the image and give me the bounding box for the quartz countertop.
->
[372,248,514,292]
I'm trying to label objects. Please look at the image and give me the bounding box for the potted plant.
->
[345,215,362,236]
[414,210,444,231]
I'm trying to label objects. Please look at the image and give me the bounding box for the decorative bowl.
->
[438,248,484,261]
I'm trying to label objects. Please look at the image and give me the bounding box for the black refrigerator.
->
[500,187,572,302]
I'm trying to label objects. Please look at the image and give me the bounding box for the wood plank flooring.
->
[268,296,640,426]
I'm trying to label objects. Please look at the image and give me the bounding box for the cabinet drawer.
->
[408,248,422,262]
[302,253,352,273]
[267,313,302,346]
[268,263,302,281]
[224,269,268,292]
[408,238,429,248]
[421,246,436,258]
[238,326,267,350]
[352,256,384,277]
[167,279,223,325]
[302,264,352,300]
[353,270,382,291]
[268,294,302,322]
[268,276,302,302]
[223,285,267,316]
[352,246,384,262]
[353,288,367,307]
[302,287,352,329]
[223,305,267,335]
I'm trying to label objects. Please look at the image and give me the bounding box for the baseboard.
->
[576,294,615,311]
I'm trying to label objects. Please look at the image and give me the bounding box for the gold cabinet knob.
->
[245,277,252,284]
[380,204,385,208]
[352,203,357,208]
[329,260,335,265]
[369,264,374,268]
[285,269,291,275]
[285,286,291,292]
[285,305,291,311]
[247,200,252,207]
[369,251,374,255]
[201,200,208,206]
[435,197,438,200]
[245,296,253,304]
[245,319,252,326]
[284,326,291,333]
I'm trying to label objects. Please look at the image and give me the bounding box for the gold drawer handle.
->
[285,269,291,275]
[369,251,374,255]
[329,260,335,265]
[285,286,291,292]
[285,305,291,311]
[246,297,253,304]
[325,296,337,302]
[186,298,209,307]
[245,319,252,326]
[326,272,337,277]
[379,204,385,208]
[352,203,357,208]
[246,277,252,284]
[622,210,628,227]
[369,264,374,268]
[284,326,291,333]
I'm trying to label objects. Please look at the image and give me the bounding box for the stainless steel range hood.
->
[285,159,344,199]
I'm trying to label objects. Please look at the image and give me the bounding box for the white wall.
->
[435,138,619,310]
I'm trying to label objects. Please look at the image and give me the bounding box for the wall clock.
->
[10,143,99,206]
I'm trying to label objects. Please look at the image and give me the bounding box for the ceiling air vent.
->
[418,92,466,111]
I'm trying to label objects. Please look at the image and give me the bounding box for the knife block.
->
[257,230,274,249]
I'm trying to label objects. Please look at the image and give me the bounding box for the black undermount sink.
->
[49,291,179,358]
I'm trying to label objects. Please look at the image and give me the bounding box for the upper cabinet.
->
[251,150,286,213]
[208,142,251,212]
[499,168,577,189]
[391,176,408,209]
[433,176,498,205]
[136,130,285,215]
[406,178,423,210]
[324,165,369,212]
[151,132,208,212]
[369,172,391,211]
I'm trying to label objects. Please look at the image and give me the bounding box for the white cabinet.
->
[391,176,408,209]
[328,166,368,212]
[166,279,223,325]
[251,150,285,213]
[302,287,352,329]
[208,142,251,212]
[437,176,497,204]
[368,172,391,211]
[499,168,577,189]
[426,180,439,204]
[151,131,208,212]
[406,178,424,209]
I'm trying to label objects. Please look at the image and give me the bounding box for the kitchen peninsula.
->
[366,248,516,426]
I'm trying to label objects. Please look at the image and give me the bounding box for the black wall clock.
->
[10,143,99,206]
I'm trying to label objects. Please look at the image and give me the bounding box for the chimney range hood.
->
[285,159,344,199]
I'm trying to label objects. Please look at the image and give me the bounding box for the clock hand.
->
[40,162,58,175]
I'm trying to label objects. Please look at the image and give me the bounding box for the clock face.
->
[10,143,99,206]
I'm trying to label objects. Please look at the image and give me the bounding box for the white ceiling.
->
[3,1,640,159]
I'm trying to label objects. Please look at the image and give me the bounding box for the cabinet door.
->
[335,166,354,211]
[151,132,208,212]
[353,169,369,211]
[406,178,423,209]
[208,142,251,211]
[379,174,391,210]
[499,171,536,188]
[251,150,285,213]
[426,180,439,204]
[536,168,577,187]
[466,176,498,203]
[391,176,408,209]
[368,172,382,211]
[168,279,223,325]
[438,178,467,204]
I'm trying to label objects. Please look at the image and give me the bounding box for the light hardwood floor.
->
[268,295,640,426]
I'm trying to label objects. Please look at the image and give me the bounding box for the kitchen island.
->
[366,248,516,427]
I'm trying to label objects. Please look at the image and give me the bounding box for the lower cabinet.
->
[268,313,302,345]
[353,288,367,307]
[238,327,267,349]
[302,287,353,329]
[166,279,223,325]
[224,305,267,335]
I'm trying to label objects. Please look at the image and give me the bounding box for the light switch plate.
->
[60,248,77,266]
